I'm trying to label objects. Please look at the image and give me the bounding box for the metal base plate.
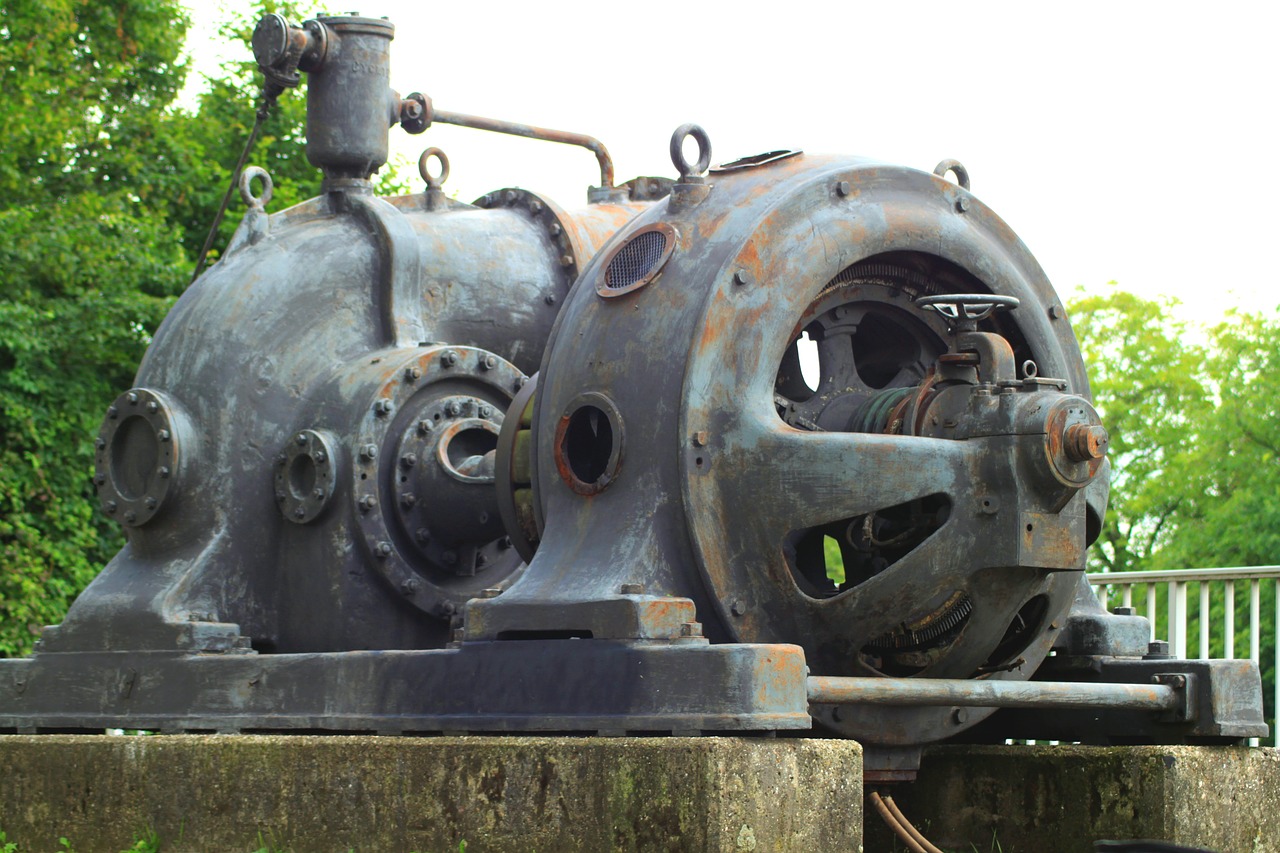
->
[0,640,810,735]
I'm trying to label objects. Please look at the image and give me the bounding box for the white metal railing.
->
[1087,566,1280,747]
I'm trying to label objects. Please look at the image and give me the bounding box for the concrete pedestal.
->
[0,735,862,852]
[865,744,1280,853]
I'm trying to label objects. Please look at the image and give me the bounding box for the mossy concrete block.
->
[865,744,1280,853]
[0,735,862,852]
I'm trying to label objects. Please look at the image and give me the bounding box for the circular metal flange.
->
[94,388,186,527]
[351,346,525,617]
[553,391,624,496]
[472,187,584,285]
[274,429,337,524]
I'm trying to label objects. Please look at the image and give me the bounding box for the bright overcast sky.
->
[184,1,1278,322]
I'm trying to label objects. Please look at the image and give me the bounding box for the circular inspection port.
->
[555,393,623,495]
[288,453,317,499]
[110,415,158,501]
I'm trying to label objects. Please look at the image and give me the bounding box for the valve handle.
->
[916,294,1019,329]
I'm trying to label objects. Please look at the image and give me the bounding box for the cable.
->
[869,791,926,853]
[189,87,281,285]
[883,793,947,853]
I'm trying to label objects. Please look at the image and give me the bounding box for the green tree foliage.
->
[1070,286,1280,737]
[0,0,382,655]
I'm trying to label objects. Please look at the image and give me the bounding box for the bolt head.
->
[361,444,378,460]
[498,537,512,550]
[107,406,119,419]
[312,488,326,500]
[415,528,431,543]
[479,405,493,419]
[544,293,556,305]
[549,222,562,236]
[401,493,417,508]
[104,500,118,514]
[620,583,645,595]
[96,438,107,450]
[400,578,420,595]
[158,466,171,479]
[313,450,326,464]
[836,180,851,197]
[481,354,497,370]
[504,190,517,204]
[732,269,753,287]
[956,196,970,212]
[296,433,308,446]
[405,366,422,381]
[375,541,393,557]
[127,392,139,405]
[94,473,106,486]
[442,351,459,367]
[123,510,137,523]
[418,419,434,434]
[478,587,501,599]
[692,430,708,447]
[730,600,747,617]
[445,401,461,417]
[157,429,171,442]
[374,399,394,416]
[144,496,158,510]
[559,254,574,267]
[293,506,306,519]
[530,200,544,214]
[146,401,159,414]
[400,452,418,468]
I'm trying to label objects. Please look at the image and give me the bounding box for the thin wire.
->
[189,89,279,285]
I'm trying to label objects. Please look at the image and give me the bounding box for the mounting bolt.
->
[679,621,703,637]
[400,577,420,596]
[1112,606,1136,616]
[107,406,119,419]
[275,491,286,502]
[405,365,422,381]
[295,433,308,446]
[951,707,969,725]
[504,190,517,204]
[94,473,106,486]
[530,199,544,214]
[418,419,434,434]
[559,254,574,267]
[158,466,171,479]
[692,430,708,447]
[374,541,393,558]
[549,222,563,237]
[544,293,557,305]
[360,444,378,460]
[313,450,326,464]
[415,528,431,543]
[478,587,502,599]
[1049,304,1065,320]
[312,488,325,500]
[374,399,394,417]
[481,354,497,371]
[127,392,139,405]
[104,500,118,514]
[732,269,753,287]
[836,180,851,197]
[730,600,747,617]
[1144,640,1173,660]
[96,438,107,450]
[620,583,645,595]
[123,510,137,523]
[157,429,171,442]
[452,627,466,642]
[475,553,487,567]
[445,401,462,417]
[293,506,306,519]
[479,405,493,419]
[401,493,417,509]
[400,452,418,469]
[359,495,377,512]
[497,537,512,550]
[144,401,158,414]
[956,196,970,213]
[144,496,158,510]
[441,350,459,367]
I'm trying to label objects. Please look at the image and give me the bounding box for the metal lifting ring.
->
[239,166,274,209]
[670,123,712,180]
[418,147,450,189]
[932,158,970,190]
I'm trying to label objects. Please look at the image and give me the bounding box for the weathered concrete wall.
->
[0,735,862,852]
[865,744,1280,853]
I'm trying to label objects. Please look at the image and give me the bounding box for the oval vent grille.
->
[598,225,675,297]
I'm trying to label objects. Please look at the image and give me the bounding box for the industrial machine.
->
[0,13,1265,781]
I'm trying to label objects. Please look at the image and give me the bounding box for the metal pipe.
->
[807,676,1180,711]
[430,108,615,189]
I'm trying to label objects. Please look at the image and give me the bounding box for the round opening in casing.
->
[110,415,158,501]
[555,394,623,495]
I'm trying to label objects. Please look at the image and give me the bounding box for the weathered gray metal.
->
[0,13,1267,783]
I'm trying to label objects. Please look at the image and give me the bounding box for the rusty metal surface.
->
[0,13,1266,771]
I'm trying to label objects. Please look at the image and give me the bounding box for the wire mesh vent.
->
[602,228,673,294]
